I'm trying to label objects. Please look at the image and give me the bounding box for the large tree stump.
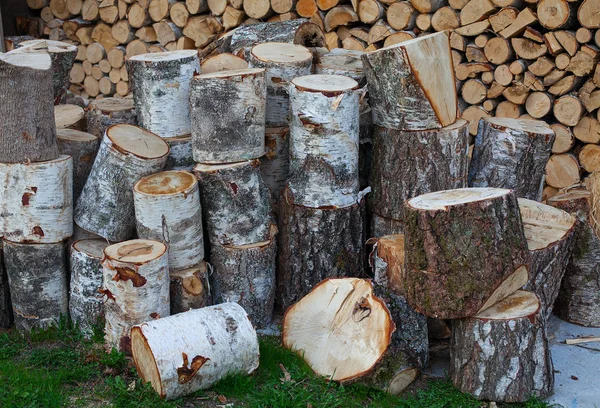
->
[69,239,109,337]
[369,119,469,222]
[277,188,365,311]
[86,97,137,138]
[369,234,405,295]
[165,135,194,171]
[370,212,404,237]
[450,291,554,402]
[259,127,290,204]
[0,52,59,163]
[468,118,556,201]
[210,224,277,329]
[314,49,365,85]
[519,198,576,322]
[361,32,458,130]
[0,155,73,243]
[101,239,170,353]
[194,160,273,246]
[57,129,100,204]
[190,68,266,163]
[288,75,360,208]
[404,188,529,318]
[133,171,205,271]
[0,241,12,328]
[128,50,200,138]
[4,240,68,332]
[170,261,210,315]
[75,124,169,242]
[131,303,259,400]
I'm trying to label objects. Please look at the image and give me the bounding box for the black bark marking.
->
[111,266,147,287]
[177,352,210,384]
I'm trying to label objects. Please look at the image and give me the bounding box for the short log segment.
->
[0,155,73,243]
[164,135,194,171]
[102,239,170,353]
[468,118,555,201]
[248,42,313,127]
[134,171,205,271]
[369,234,405,295]
[314,48,365,85]
[259,127,290,204]
[55,104,86,130]
[361,32,458,130]
[194,160,273,246]
[57,129,100,204]
[86,97,137,138]
[519,198,576,322]
[0,52,59,163]
[4,240,68,332]
[128,50,200,138]
[450,291,554,402]
[170,261,210,314]
[131,303,259,400]
[277,188,365,311]
[369,119,469,222]
[210,224,277,328]
[288,75,360,208]
[404,188,529,319]
[190,68,266,163]
[69,239,109,336]
[0,242,12,328]
[75,124,169,242]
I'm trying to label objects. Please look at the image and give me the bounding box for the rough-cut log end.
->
[170,262,210,314]
[55,104,86,130]
[104,239,168,264]
[106,124,170,159]
[135,170,197,196]
[370,234,405,295]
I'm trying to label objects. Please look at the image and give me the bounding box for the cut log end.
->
[128,49,199,63]
[134,170,197,196]
[291,74,358,94]
[57,128,97,143]
[104,239,167,264]
[250,42,313,63]
[73,238,108,259]
[519,198,576,251]
[106,124,169,159]
[131,326,164,396]
[407,187,510,211]
[476,265,530,315]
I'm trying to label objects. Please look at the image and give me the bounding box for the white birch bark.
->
[165,135,194,171]
[259,127,290,204]
[170,261,210,314]
[57,129,100,204]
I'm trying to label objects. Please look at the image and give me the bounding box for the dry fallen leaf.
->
[279,364,292,383]
[217,394,227,403]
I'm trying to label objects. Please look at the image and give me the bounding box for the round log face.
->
[135,171,197,196]
[250,42,313,64]
[291,74,358,93]
[104,239,167,263]
[106,124,169,159]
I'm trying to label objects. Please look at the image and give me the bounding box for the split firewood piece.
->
[550,123,575,153]
[211,223,277,328]
[314,48,365,85]
[194,160,273,246]
[544,153,581,189]
[462,105,491,135]
[386,2,416,30]
[128,50,200,138]
[579,144,600,172]
[248,42,312,127]
[370,212,404,237]
[164,135,194,171]
[0,241,11,328]
[369,119,469,222]
[0,52,58,163]
[578,0,600,29]
[370,234,405,294]
[362,32,458,131]
[102,239,170,353]
[200,53,248,74]
[460,0,496,26]
[86,97,137,138]
[132,303,259,399]
[488,7,518,32]
[538,0,577,29]
[55,104,86,130]
[499,7,537,38]
[69,239,109,337]
[57,129,99,204]
[4,240,68,332]
[574,116,600,144]
[259,127,290,204]
[288,74,360,208]
[191,69,266,163]
[170,261,210,314]
[404,188,529,318]
[277,188,364,310]
[468,118,555,201]
[133,171,204,272]
[75,125,169,242]
[450,291,554,402]
[519,198,576,322]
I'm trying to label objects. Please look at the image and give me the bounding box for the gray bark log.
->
[259,127,290,205]
[370,212,404,237]
[57,130,100,204]
[165,136,194,171]
[170,262,211,314]
[86,97,137,138]
[314,49,366,86]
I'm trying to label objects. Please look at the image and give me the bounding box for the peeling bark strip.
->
[0,242,13,328]
[404,188,529,319]
[210,224,277,329]
[69,239,109,338]
[102,239,170,353]
[369,120,469,222]
[0,52,59,163]
[259,127,290,205]
[370,212,404,238]
[315,49,366,86]
[191,68,266,163]
[4,240,68,332]
[134,171,205,271]
[170,261,210,315]
[75,124,169,242]
[450,291,554,403]
[361,32,458,131]
[164,135,194,171]
[194,160,273,246]
[468,118,555,201]
[131,303,259,400]
[276,188,365,311]
[86,97,137,138]
[0,155,73,243]
[57,129,100,205]
[127,50,200,138]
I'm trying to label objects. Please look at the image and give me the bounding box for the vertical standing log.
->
[86,97,137,138]
[57,129,100,204]
[170,261,210,314]
[0,241,12,328]
[164,135,194,171]
[260,127,290,204]
[370,212,405,237]
[314,48,365,85]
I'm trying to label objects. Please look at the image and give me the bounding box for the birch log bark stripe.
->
[86,97,137,138]
[164,135,194,171]
[0,241,12,328]
[190,68,266,163]
[134,171,205,271]
[170,261,210,314]
[288,74,360,208]
[128,50,200,138]
[131,303,259,400]
[0,155,73,243]
[259,127,290,204]
[75,124,169,242]
[57,129,100,205]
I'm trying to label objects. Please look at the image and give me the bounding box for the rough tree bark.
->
[86,97,137,138]
[0,242,12,328]
[259,127,290,204]
[315,49,365,85]
[170,261,210,314]
[57,129,99,204]
[164,135,194,171]
[370,212,404,237]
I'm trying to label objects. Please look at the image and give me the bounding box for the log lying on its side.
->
[86,97,137,138]
[170,261,210,314]
[57,129,99,204]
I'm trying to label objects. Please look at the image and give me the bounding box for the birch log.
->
[361,32,458,130]
[170,261,210,314]
[0,241,12,328]
[164,135,194,171]
[86,97,137,138]
[131,303,259,400]
[128,50,200,138]
[75,124,169,242]
[190,68,266,163]
[468,118,555,201]
[259,127,290,204]
[0,155,73,243]
[404,188,529,318]
[57,129,100,204]
[370,212,404,237]
[4,240,68,332]
[314,48,365,85]
[134,171,205,271]
[102,239,170,353]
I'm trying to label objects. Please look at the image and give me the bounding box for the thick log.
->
[131,303,259,400]
[170,261,210,314]
[164,135,194,171]
[404,188,529,318]
[370,212,404,237]
[57,129,100,204]
[200,53,248,73]
[260,127,290,204]
[86,97,137,138]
